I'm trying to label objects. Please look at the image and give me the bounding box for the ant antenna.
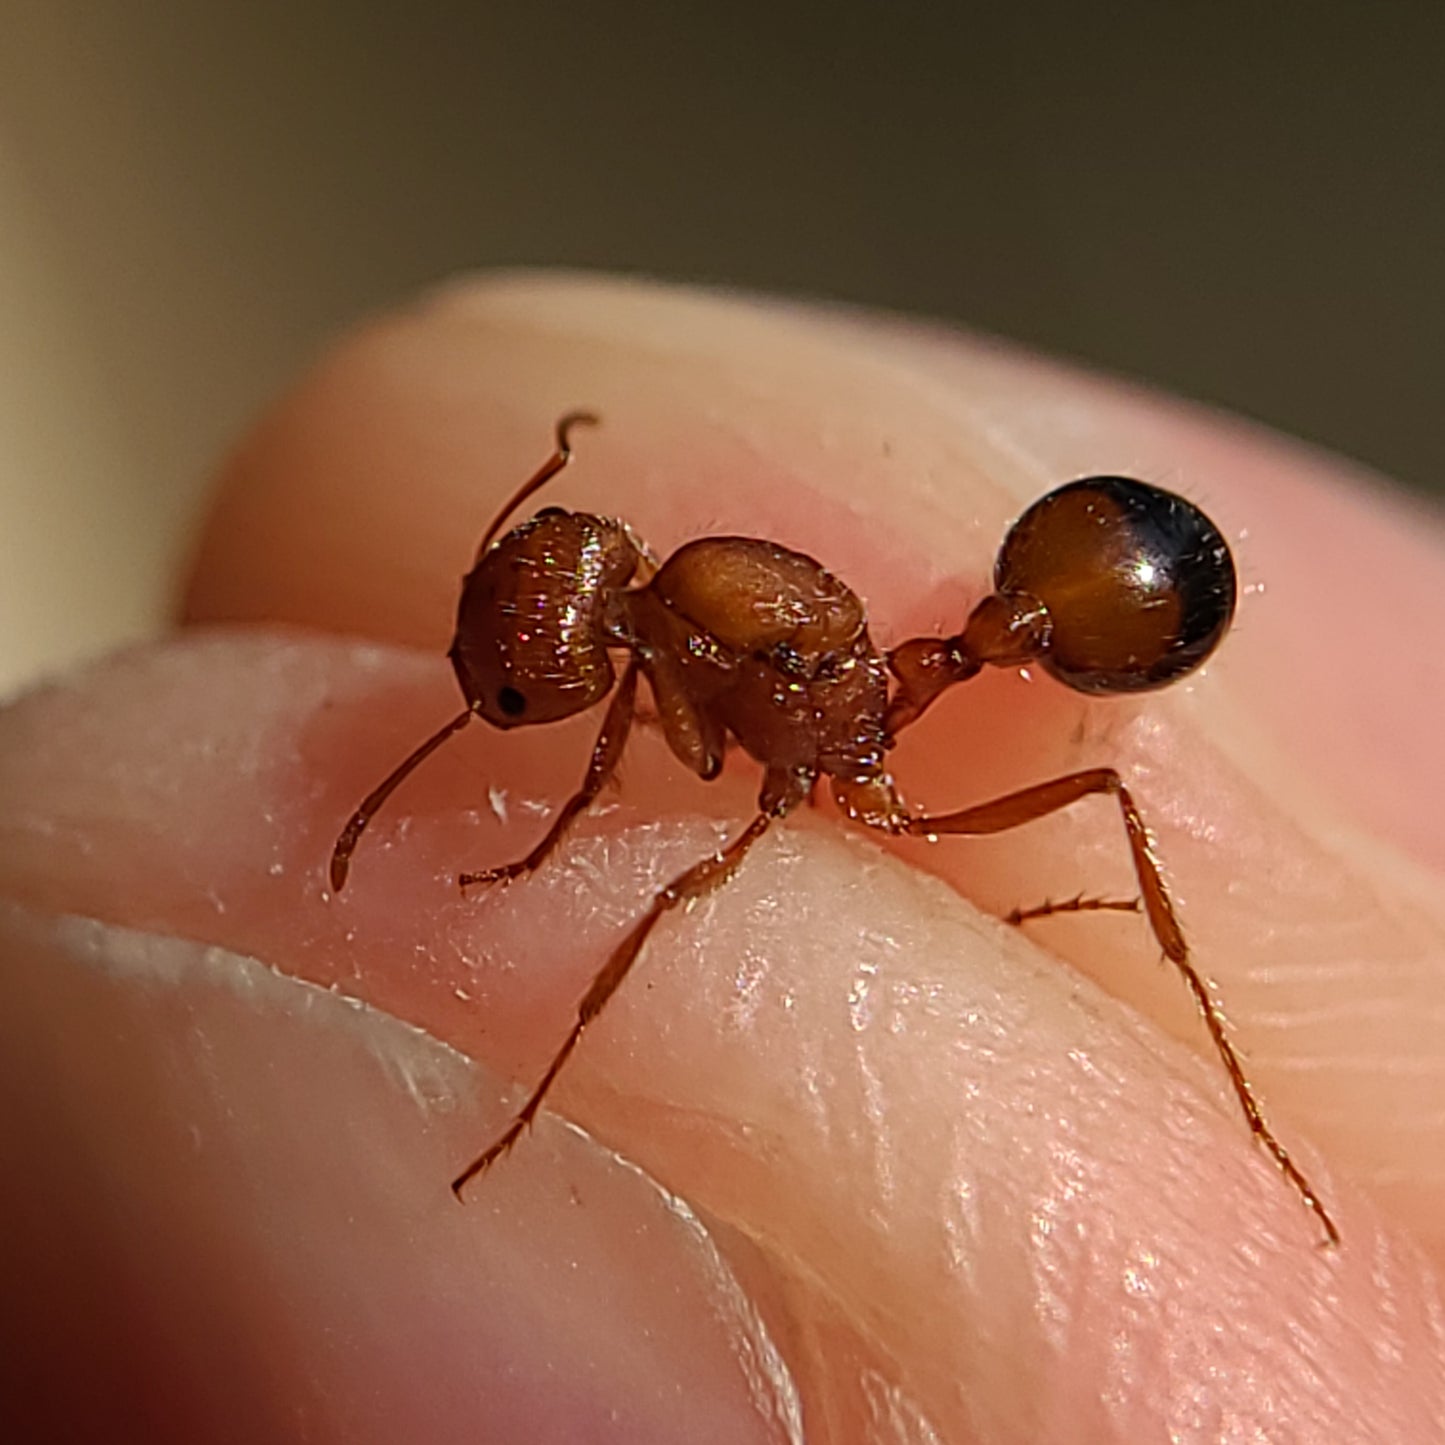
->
[475,410,599,560]
[330,412,600,893]
[330,710,472,892]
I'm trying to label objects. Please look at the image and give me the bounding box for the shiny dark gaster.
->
[994,476,1237,694]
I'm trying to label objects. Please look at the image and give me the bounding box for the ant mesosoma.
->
[329,411,1338,1247]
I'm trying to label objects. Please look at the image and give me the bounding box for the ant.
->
[329,411,1338,1247]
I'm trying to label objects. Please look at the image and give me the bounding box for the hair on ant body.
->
[329,412,1338,1247]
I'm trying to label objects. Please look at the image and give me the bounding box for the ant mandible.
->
[329,411,1338,1248]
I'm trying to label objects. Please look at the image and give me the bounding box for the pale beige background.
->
[1,4,1441,696]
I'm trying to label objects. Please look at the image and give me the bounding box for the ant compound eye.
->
[994,476,1237,694]
[496,685,528,718]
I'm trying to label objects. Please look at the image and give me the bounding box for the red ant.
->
[329,411,1338,1247]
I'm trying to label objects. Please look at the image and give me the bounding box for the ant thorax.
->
[615,536,891,789]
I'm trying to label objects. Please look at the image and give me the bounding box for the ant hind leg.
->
[847,766,1339,1246]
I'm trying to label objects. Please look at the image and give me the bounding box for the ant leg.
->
[452,805,784,1197]
[869,767,1339,1247]
[460,661,639,890]
[1006,895,1140,925]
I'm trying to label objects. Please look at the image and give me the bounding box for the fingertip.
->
[173,272,1445,1258]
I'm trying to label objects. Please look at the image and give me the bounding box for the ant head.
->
[994,477,1237,694]
[450,509,643,729]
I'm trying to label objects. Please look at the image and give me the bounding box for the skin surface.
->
[3,273,1444,1442]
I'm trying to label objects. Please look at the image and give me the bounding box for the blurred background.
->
[1,3,1442,695]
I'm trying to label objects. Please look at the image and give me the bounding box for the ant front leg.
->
[459,661,639,891]
[835,767,1339,1247]
[452,787,799,1197]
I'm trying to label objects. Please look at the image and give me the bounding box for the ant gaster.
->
[330,411,1338,1247]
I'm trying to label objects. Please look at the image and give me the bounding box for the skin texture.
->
[3,272,1445,1442]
